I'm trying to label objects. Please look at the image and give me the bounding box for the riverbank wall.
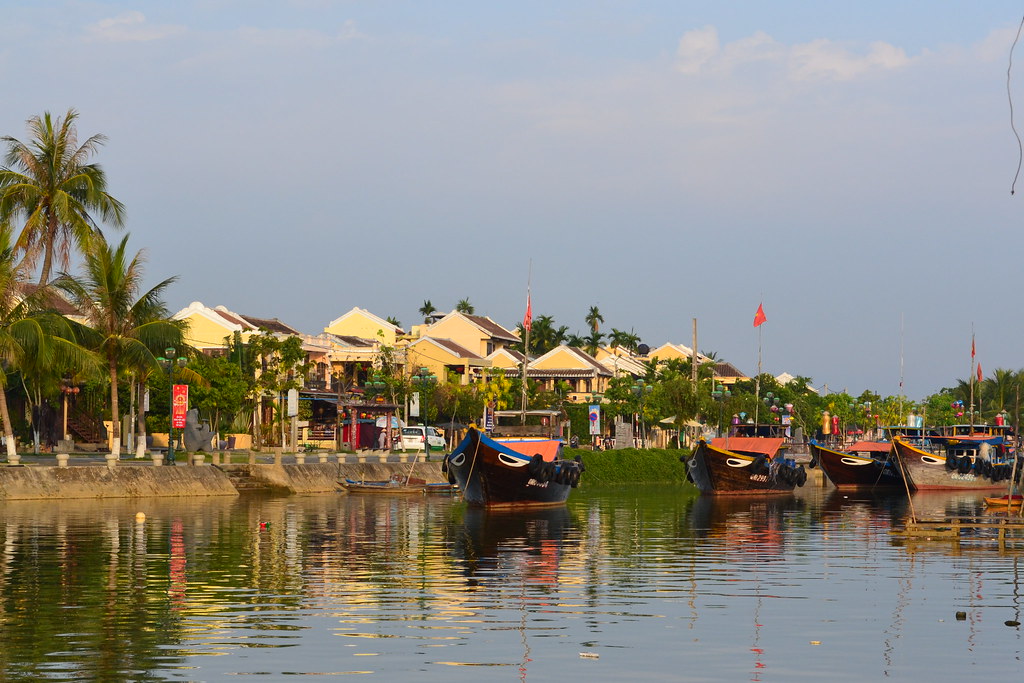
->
[0,462,447,500]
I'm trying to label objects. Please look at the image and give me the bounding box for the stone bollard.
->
[295,453,306,465]
[152,453,164,466]
[105,453,118,469]
[211,451,220,465]
[318,453,329,464]
[357,454,367,464]
[274,449,282,465]
[7,453,21,465]
[56,453,70,468]
[192,453,206,466]
[248,451,256,465]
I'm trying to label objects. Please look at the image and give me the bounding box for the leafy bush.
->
[565,447,692,485]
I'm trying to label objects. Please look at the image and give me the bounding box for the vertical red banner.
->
[172,384,188,429]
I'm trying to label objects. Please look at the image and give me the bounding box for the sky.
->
[2,1,1023,401]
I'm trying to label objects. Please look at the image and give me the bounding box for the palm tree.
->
[56,234,183,459]
[0,223,93,459]
[456,298,474,314]
[609,328,641,353]
[0,109,125,285]
[418,299,436,323]
[583,329,604,356]
[585,305,604,334]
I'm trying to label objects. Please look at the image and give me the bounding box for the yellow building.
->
[423,312,519,358]
[172,301,300,352]
[505,345,613,403]
[407,337,491,385]
[324,307,404,346]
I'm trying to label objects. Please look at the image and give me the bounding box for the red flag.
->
[977,363,983,382]
[753,303,767,327]
[523,293,532,332]
[971,336,975,358]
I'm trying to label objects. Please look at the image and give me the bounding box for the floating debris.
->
[809,641,821,645]
[1006,620,1021,627]
[579,652,599,659]
[955,612,967,621]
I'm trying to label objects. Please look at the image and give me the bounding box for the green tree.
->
[56,234,183,458]
[247,332,309,448]
[418,299,436,322]
[188,353,252,438]
[0,222,97,457]
[585,305,604,334]
[608,328,640,353]
[0,109,125,285]
[455,298,474,314]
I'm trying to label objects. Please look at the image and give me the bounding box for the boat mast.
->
[898,312,905,419]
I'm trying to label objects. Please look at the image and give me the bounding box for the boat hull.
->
[445,429,576,508]
[893,438,1009,491]
[687,440,798,496]
[809,442,903,489]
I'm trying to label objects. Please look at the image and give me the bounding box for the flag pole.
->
[970,326,976,430]
[520,261,532,424]
[754,323,762,427]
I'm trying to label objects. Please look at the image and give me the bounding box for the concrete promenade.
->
[0,452,447,501]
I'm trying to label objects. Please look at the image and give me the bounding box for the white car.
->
[400,425,447,452]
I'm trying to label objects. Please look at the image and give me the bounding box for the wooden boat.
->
[443,428,583,508]
[342,476,427,494]
[809,440,903,489]
[892,427,1020,491]
[984,494,1024,508]
[685,437,806,496]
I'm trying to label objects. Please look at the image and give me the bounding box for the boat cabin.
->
[491,409,567,440]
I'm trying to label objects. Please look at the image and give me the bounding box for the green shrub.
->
[565,447,692,485]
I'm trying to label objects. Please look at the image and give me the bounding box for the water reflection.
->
[0,488,1022,681]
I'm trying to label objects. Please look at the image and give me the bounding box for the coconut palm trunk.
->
[135,382,148,459]
[109,353,120,458]
[0,386,16,458]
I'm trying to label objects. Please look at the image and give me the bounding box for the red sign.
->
[172,384,189,429]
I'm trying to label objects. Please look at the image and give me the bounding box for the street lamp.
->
[364,372,386,399]
[157,347,187,465]
[411,367,437,457]
[712,384,731,437]
[631,379,653,447]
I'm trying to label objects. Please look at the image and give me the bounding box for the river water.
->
[0,486,1021,681]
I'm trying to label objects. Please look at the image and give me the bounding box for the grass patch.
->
[566,447,692,484]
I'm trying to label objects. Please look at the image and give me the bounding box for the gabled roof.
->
[650,342,712,364]
[411,337,491,365]
[19,283,82,317]
[507,345,612,378]
[174,301,249,332]
[428,311,519,342]
[237,314,299,336]
[600,353,647,377]
[212,306,254,330]
[714,361,748,379]
[326,307,405,335]
[487,348,526,365]
[318,333,377,348]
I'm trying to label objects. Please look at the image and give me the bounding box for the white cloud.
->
[676,25,720,75]
[85,11,185,43]
[789,39,910,81]
[676,26,912,81]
